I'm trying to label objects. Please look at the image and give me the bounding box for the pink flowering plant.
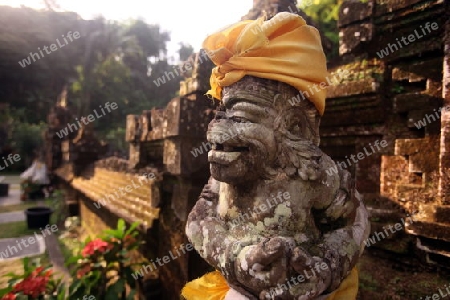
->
[68,219,142,299]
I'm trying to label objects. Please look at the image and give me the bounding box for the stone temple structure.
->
[44,0,450,299]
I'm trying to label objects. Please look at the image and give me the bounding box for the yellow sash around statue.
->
[181,267,359,300]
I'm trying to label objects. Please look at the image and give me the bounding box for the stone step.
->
[367,207,405,222]
[415,237,450,269]
[406,220,450,243]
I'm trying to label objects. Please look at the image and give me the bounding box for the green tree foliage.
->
[178,42,194,61]
[300,0,341,61]
[0,5,193,157]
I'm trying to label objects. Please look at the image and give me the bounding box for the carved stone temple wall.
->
[324,0,449,268]
[45,0,450,299]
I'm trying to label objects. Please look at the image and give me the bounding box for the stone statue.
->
[185,12,370,300]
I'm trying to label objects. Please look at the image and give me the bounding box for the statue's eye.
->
[291,124,301,135]
[231,116,249,123]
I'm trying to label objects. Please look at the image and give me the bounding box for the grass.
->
[0,202,37,213]
[0,175,21,184]
[0,221,36,239]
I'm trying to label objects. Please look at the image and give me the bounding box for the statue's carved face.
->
[207,97,278,184]
[207,76,322,184]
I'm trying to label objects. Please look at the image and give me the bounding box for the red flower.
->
[12,270,49,298]
[81,238,110,257]
[76,264,91,279]
[1,293,16,300]
[123,234,136,247]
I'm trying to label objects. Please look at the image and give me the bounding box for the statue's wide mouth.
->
[211,143,249,152]
[208,143,249,165]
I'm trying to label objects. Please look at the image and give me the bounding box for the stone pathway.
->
[0,184,21,207]
[0,234,46,261]
[0,211,25,224]
[45,233,70,282]
[0,177,70,281]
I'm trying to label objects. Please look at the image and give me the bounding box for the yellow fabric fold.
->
[202,12,329,115]
[181,268,358,300]
[181,271,229,300]
[325,268,359,300]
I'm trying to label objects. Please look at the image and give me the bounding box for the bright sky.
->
[0,0,253,61]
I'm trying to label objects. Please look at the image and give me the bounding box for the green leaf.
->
[65,255,81,266]
[124,221,140,236]
[105,278,125,298]
[117,218,126,233]
[103,229,123,239]
[0,287,12,297]
[22,256,30,273]
[126,289,136,300]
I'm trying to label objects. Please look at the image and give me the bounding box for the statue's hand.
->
[234,237,294,293]
[256,248,332,300]
[290,247,332,296]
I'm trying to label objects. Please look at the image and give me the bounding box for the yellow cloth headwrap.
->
[181,268,359,299]
[202,12,329,115]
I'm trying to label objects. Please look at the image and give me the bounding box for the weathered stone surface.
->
[162,95,215,139]
[186,76,370,299]
[339,23,374,55]
[338,0,373,28]
[148,109,164,141]
[126,115,140,142]
[393,93,441,113]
